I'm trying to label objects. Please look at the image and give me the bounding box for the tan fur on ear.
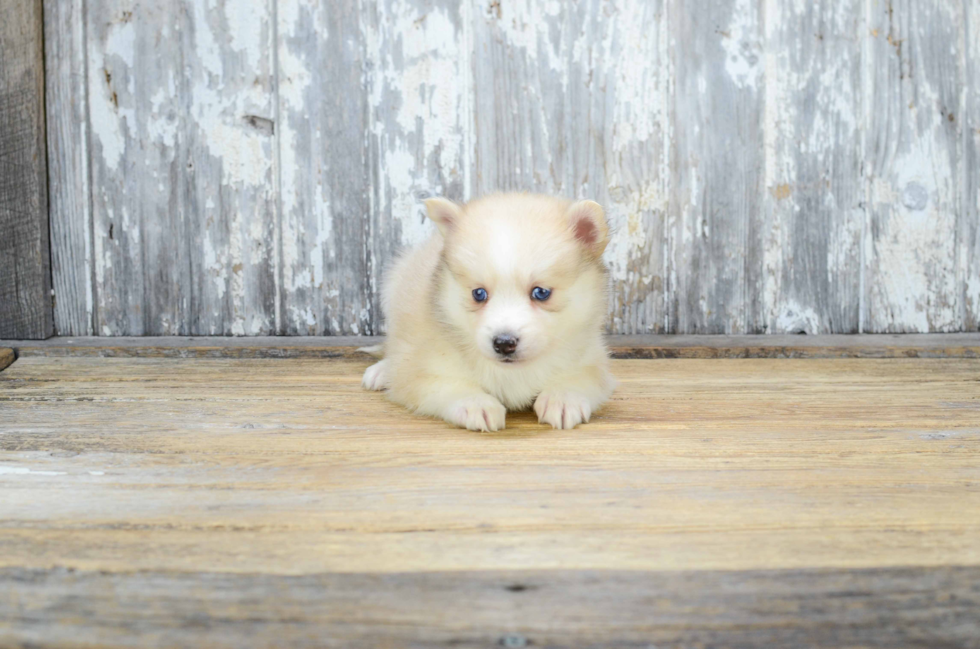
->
[424,198,463,237]
[567,200,609,257]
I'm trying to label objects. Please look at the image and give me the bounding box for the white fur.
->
[364,193,616,431]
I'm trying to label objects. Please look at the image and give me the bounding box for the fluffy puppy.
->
[362,193,616,431]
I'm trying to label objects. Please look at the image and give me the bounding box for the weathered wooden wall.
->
[44,0,980,336]
[1,0,53,339]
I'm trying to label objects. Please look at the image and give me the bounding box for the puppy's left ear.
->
[424,198,463,237]
[566,200,609,258]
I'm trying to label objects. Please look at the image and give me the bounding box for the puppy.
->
[362,193,616,431]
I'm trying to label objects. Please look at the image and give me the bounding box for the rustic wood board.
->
[863,0,964,333]
[45,0,980,337]
[44,0,93,337]
[0,0,52,340]
[3,566,978,648]
[1,355,979,644]
[2,334,979,359]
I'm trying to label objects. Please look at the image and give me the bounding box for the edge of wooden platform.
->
[0,334,978,359]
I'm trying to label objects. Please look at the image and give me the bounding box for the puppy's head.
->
[427,194,608,365]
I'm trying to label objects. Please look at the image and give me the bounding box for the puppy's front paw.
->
[445,394,507,432]
[534,390,593,429]
[362,360,389,391]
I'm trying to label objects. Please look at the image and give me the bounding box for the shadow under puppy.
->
[362,193,616,431]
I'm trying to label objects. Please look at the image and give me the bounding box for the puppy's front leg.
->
[534,365,616,430]
[409,380,507,432]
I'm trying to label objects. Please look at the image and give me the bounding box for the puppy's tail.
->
[357,344,384,358]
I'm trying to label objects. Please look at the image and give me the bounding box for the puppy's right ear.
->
[424,198,463,237]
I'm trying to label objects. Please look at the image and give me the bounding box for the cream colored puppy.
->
[362,193,616,431]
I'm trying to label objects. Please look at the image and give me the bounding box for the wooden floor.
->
[1,339,979,647]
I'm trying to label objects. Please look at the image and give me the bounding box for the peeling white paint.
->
[722,0,762,89]
[0,466,67,477]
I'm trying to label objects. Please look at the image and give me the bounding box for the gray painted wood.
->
[277,0,374,335]
[0,0,53,339]
[669,0,766,334]
[43,0,980,336]
[45,0,94,337]
[82,0,277,336]
[964,1,980,332]
[761,0,864,334]
[863,0,964,333]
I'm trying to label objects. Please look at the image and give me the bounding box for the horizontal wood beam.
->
[0,0,53,339]
[3,566,978,647]
[0,334,978,359]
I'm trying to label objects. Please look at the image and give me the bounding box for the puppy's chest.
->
[476,364,550,409]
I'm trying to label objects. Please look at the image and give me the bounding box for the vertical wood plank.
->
[86,0,278,335]
[470,0,670,333]
[86,1,181,335]
[361,0,470,333]
[277,0,373,335]
[863,0,964,332]
[45,0,95,336]
[668,0,766,334]
[761,0,864,334]
[179,0,278,335]
[0,0,53,339]
[963,1,980,331]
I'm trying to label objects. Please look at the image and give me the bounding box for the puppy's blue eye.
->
[531,286,551,301]
[472,288,488,302]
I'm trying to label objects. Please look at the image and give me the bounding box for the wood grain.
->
[45,0,94,337]
[0,0,53,340]
[964,2,980,332]
[762,0,863,334]
[1,356,979,575]
[83,0,279,336]
[1,354,979,644]
[43,0,980,335]
[863,0,964,333]
[2,333,980,359]
[277,0,375,335]
[3,566,979,648]
[668,0,766,334]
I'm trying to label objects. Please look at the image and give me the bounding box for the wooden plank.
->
[86,1,179,335]
[863,0,965,332]
[668,0,766,334]
[0,0,53,340]
[2,334,980,359]
[761,0,864,334]
[2,566,978,648]
[361,0,470,322]
[86,1,277,336]
[0,349,14,372]
[470,0,670,333]
[277,0,374,335]
[179,0,278,336]
[964,3,980,332]
[1,356,979,574]
[2,354,979,642]
[45,0,95,337]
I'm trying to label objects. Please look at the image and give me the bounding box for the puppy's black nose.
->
[493,334,519,356]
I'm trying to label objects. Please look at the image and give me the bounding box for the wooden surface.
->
[2,333,979,359]
[1,354,979,645]
[44,0,980,336]
[0,0,52,340]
